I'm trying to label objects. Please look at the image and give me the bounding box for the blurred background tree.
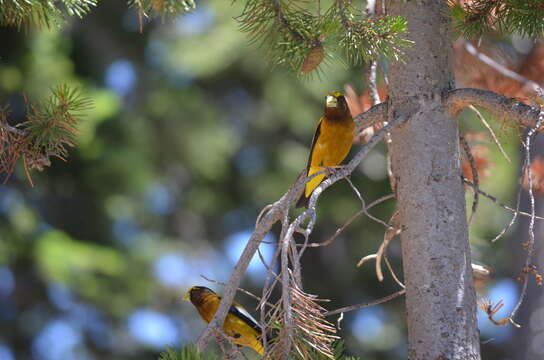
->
[0,1,543,359]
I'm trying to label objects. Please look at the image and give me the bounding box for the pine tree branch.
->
[0,0,98,28]
[451,0,544,38]
[445,88,544,131]
[0,84,91,185]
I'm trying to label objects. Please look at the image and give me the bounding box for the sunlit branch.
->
[446,88,544,131]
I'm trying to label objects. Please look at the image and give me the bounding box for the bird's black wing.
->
[296,118,323,208]
[228,303,262,334]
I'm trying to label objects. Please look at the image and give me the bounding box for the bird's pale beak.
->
[182,292,191,301]
[326,95,337,108]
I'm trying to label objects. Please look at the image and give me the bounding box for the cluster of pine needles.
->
[0,84,91,186]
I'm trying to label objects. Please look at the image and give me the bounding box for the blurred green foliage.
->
[0,1,526,360]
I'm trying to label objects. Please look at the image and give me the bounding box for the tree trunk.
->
[388,2,481,359]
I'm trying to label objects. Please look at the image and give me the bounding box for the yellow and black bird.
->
[297,92,355,208]
[184,286,264,356]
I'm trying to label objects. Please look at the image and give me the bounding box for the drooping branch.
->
[445,88,544,131]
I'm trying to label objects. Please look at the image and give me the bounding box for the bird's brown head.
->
[183,286,215,306]
[324,91,351,120]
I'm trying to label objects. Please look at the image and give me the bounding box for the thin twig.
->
[356,211,404,286]
[200,275,275,308]
[280,226,294,358]
[324,289,406,316]
[492,187,522,243]
[460,135,479,224]
[468,105,511,163]
[509,108,544,322]
[462,178,544,221]
[304,193,395,248]
[344,177,393,229]
[373,212,401,283]
[478,298,521,328]
[383,255,405,289]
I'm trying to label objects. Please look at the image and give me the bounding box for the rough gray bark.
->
[388,2,481,359]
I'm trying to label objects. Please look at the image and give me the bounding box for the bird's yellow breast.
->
[305,116,354,198]
[311,117,354,167]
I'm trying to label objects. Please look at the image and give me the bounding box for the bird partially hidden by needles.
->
[184,286,265,356]
[297,92,355,208]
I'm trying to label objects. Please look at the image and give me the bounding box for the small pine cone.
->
[300,44,325,74]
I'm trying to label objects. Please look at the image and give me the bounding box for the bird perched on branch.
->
[183,286,264,356]
[297,91,355,208]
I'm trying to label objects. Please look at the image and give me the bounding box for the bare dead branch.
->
[304,193,395,248]
[383,254,405,289]
[279,233,294,358]
[324,289,406,317]
[355,210,404,286]
[478,298,521,328]
[345,177,393,229]
[460,135,479,224]
[374,211,401,283]
[509,109,544,323]
[462,178,544,221]
[445,88,543,131]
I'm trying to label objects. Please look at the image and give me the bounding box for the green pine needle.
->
[23,84,92,156]
[159,345,221,360]
[0,0,97,28]
[452,0,544,38]
[0,84,91,185]
[128,0,196,18]
[234,0,410,75]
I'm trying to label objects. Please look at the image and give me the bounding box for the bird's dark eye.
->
[233,333,241,339]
